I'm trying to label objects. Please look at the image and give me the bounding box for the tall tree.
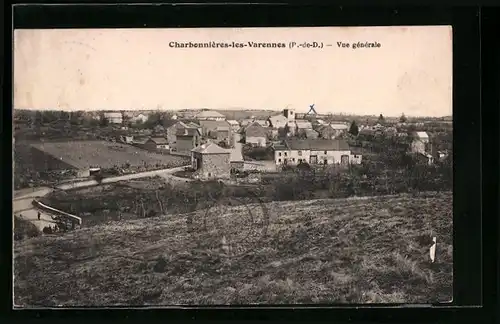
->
[349,120,359,136]
[399,113,407,123]
[100,116,109,127]
[378,114,385,123]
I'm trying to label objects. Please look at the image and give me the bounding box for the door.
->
[341,155,349,165]
[310,155,318,164]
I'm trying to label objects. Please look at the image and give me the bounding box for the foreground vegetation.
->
[14,192,452,306]
[14,216,41,241]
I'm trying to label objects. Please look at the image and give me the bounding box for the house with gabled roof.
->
[227,119,241,132]
[267,114,288,129]
[191,142,231,180]
[273,138,361,166]
[176,128,202,153]
[243,122,268,147]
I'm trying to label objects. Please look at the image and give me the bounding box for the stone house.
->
[410,131,430,154]
[176,128,202,153]
[243,122,268,147]
[227,120,241,132]
[191,143,231,180]
[273,139,361,166]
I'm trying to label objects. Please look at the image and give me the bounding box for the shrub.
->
[14,216,41,240]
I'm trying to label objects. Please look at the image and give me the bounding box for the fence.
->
[33,199,82,226]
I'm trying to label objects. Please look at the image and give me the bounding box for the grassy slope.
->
[14,192,452,306]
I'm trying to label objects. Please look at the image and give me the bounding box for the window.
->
[278,158,281,163]
[292,158,295,162]
[324,151,327,154]
[278,152,282,156]
[298,150,302,156]
[324,159,328,164]
[284,152,288,157]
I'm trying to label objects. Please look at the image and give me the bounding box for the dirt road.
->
[13,165,190,230]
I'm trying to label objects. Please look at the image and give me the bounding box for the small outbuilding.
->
[191,143,231,180]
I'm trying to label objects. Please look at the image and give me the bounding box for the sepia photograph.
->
[13,26,453,306]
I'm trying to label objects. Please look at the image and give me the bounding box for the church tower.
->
[283,108,295,121]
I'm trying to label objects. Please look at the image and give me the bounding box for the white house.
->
[411,131,430,154]
[131,113,148,124]
[227,120,241,131]
[244,122,268,147]
[273,139,361,166]
[267,114,289,129]
[103,112,123,124]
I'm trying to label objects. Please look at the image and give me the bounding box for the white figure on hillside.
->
[429,237,437,263]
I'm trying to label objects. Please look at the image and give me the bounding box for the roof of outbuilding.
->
[244,122,268,137]
[284,139,350,151]
[191,142,230,154]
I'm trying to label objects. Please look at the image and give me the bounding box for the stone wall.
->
[197,153,231,180]
[230,161,245,172]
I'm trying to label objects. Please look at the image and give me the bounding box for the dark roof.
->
[285,139,350,151]
[149,137,168,144]
[245,122,268,137]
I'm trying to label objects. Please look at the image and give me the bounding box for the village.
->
[14,105,452,189]
[13,26,455,306]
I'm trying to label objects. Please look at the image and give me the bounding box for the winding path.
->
[13,165,190,231]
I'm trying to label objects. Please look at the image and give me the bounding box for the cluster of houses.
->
[99,108,448,181]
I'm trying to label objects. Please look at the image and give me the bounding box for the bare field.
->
[29,140,188,169]
[14,192,452,306]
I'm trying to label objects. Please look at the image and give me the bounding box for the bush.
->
[243,145,273,161]
[14,216,41,240]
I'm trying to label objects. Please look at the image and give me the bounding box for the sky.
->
[13,26,453,117]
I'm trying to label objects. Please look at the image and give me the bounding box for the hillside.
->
[14,192,452,306]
